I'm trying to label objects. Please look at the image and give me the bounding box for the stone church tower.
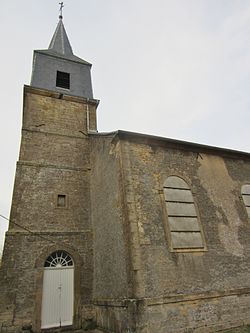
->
[1,12,250,333]
[0,16,99,331]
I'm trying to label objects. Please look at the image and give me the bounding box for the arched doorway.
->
[41,250,74,329]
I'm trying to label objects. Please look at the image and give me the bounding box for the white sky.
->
[1,0,250,252]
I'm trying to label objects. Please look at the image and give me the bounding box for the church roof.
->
[91,130,250,159]
[49,18,73,55]
[35,18,91,66]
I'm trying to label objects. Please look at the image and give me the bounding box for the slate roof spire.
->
[48,3,73,56]
[30,6,94,99]
[48,18,73,56]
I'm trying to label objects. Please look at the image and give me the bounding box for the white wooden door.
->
[41,267,74,329]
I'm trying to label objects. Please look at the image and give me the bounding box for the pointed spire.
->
[48,18,73,56]
[31,6,94,98]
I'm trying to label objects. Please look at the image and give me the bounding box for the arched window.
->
[44,250,74,268]
[241,184,250,218]
[163,176,205,251]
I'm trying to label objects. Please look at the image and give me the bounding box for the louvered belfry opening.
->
[56,71,70,89]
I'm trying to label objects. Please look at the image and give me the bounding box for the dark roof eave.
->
[112,130,250,159]
[34,49,92,66]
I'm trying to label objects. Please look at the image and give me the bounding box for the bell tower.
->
[31,15,93,99]
[0,9,99,332]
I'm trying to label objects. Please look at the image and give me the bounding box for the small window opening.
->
[57,194,66,207]
[56,71,70,89]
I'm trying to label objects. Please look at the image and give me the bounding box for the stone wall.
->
[144,292,250,333]
[89,132,250,333]
[1,233,93,331]
[0,86,98,332]
[2,88,250,333]
[90,136,129,300]
[118,132,250,333]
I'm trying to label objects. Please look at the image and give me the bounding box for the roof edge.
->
[34,49,92,66]
[112,130,250,159]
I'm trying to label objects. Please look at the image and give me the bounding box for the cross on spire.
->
[59,2,64,19]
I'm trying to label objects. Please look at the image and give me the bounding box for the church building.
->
[1,13,250,333]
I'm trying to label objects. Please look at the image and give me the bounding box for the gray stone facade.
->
[90,131,250,333]
[1,86,250,333]
[1,16,250,333]
[0,86,98,332]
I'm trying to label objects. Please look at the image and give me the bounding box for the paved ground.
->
[49,329,105,333]
[5,328,106,333]
[42,326,250,333]
[61,329,105,333]
[90,325,250,333]
[66,329,105,333]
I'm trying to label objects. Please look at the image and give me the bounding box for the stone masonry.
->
[0,86,98,332]
[1,15,250,333]
[90,131,250,333]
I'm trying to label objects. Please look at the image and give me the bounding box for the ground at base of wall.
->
[39,330,105,333]
[36,327,250,333]
[44,330,105,333]
[0,322,108,333]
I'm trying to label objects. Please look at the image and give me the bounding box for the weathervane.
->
[59,2,64,19]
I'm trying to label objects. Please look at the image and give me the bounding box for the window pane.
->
[164,176,189,189]
[166,202,197,217]
[242,184,250,195]
[164,188,193,202]
[171,232,203,249]
[44,251,74,267]
[246,206,250,218]
[168,217,200,231]
[163,176,204,251]
[242,195,250,207]
[241,185,250,218]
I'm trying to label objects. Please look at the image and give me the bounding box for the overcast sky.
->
[1,0,250,252]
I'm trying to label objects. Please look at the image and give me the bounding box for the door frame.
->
[33,245,82,332]
[41,264,74,329]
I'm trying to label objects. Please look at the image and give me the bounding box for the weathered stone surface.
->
[0,87,97,333]
[1,85,250,333]
[90,137,129,300]
[91,133,250,333]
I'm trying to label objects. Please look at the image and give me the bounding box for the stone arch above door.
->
[33,245,82,332]
[44,250,74,268]
[35,244,82,269]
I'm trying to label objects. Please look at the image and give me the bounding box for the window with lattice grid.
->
[44,250,74,268]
